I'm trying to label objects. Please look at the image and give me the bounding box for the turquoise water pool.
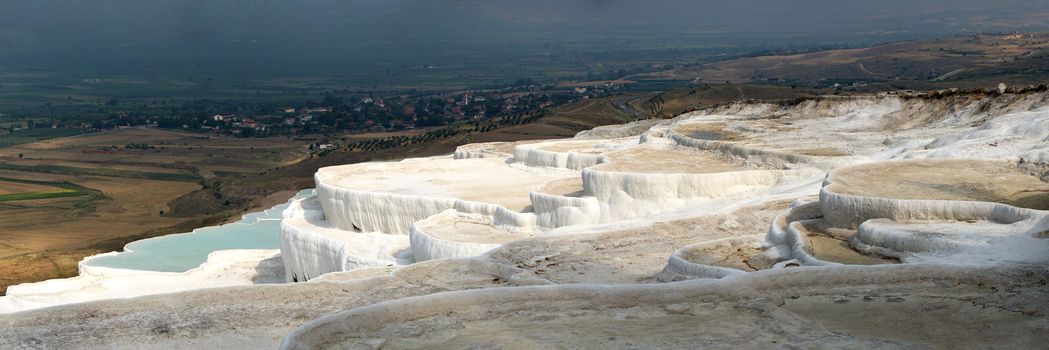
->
[84,189,314,273]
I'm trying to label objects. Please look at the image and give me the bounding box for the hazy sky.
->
[2,1,1048,72]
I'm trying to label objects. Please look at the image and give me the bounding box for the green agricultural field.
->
[0,188,87,202]
[0,128,94,147]
[0,163,201,182]
[0,177,96,203]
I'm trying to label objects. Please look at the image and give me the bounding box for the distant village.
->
[6,83,625,139]
[203,85,619,137]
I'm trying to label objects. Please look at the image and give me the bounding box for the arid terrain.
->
[0,129,311,293]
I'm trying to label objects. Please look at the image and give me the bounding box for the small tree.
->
[18,153,23,159]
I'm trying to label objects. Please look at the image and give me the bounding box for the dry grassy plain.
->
[0,128,311,294]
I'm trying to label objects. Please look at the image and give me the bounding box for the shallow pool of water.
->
[84,189,314,273]
[688,131,724,140]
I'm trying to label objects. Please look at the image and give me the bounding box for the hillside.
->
[642,32,1049,90]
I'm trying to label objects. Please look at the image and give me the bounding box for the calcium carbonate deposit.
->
[2,90,1048,349]
[0,191,314,313]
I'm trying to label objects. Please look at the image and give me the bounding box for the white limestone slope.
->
[920,106,1049,162]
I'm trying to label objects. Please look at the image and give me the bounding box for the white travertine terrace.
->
[512,137,634,170]
[410,210,537,261]
[314,156,572,234]
[0,250,284,314]
[656,235,768,281]
[279,196,413,282]
[285,126,821,281]
[275,91,1049,318]
[272,95,1049,348]
[4,91,1049,349]
[582,141,822,221]
[452,141,516,159]
[761,158,1049,269]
